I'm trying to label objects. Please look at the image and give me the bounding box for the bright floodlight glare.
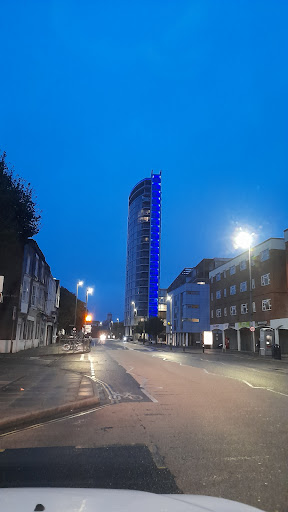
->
[234,231,253,249]
[100,334,106,341]
[87,287,93,295]
[78,280,84,286]
[85,314,92,322]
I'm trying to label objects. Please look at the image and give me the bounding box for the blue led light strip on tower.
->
[148,173,161,317]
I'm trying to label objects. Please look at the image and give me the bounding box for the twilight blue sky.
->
[1,0,288,321]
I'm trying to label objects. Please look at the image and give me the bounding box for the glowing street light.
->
[74,280,84,329]
[234,230,253,250]
[85,314,92,322]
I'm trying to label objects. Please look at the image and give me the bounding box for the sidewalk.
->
[0,344,100,433]
[128,340,288,362]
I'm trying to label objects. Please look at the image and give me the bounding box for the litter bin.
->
[273,344,282,360]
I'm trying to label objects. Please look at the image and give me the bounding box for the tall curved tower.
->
[124,171,161,335]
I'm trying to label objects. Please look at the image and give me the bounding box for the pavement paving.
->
[0,344,100,431]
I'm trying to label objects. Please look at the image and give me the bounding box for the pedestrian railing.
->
[60,335,91,353]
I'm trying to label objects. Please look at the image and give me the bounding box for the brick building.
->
[209,229,288,353]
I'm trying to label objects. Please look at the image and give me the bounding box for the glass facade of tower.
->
[124,172,161,332]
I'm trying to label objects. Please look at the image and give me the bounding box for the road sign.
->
[250,326,255,332]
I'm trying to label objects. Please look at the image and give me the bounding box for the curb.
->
[0,396,100,434]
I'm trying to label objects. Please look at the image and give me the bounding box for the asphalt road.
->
[0,339,288,512]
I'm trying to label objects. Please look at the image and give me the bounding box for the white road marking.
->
[203,369,288,398]
[140,387,158,403]
[242,380,288,397]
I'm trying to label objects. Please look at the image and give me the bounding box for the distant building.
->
[0,239,60,353]
[102,313,113,328]
[209,229,288,354]
[124,171,161,335]
[166,259,229,346]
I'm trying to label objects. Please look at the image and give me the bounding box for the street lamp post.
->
[85,287,94,313]
[131,301,135,337]
[74,280,83,329]
[167,295,173,348]
[234,230,255,352]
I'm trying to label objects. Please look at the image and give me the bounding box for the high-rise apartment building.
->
[124,171,161,335]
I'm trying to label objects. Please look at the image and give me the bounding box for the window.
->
[262,299,271,311]
[251,256,256,266]
[38,288,45,309]
[34,254,39,278]
[223,270,226,278]
[211,292,213,301]
[252,302,256,312]
[241,304,248,314]
[31,285,37,306]
[41,261,45,282]
[22,279,30,302]
[216,308,221,318]
[261,273,270,286]
[252,278,255,289]
[224,307,227,316]
[191,318,199,322]
[230,285,236,295]
[260,249,270,262]
[230,265,236,275]
[216,290,221,299]
[26,255,31,274]
[240,260,246,271]
[216,273,221,281]
[230,305,237,315]
[187,304,199,309]
[240,281,247,292]
[25,320,34,340]
[211,310,214,318]
[224,288,227,297]
[35,321,40,339]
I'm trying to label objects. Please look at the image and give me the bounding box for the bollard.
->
[183,344,185,352]
[170,342,172,351]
